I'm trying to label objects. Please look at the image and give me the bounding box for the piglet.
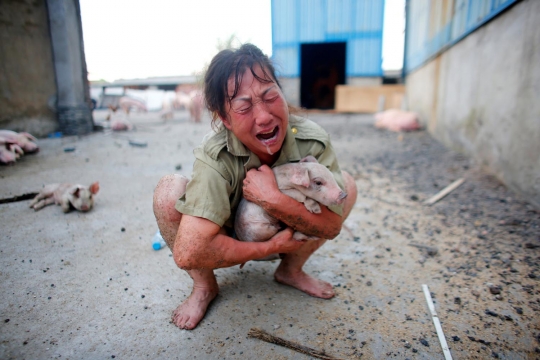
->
[0,130,39,153]
[29,182,100,213]
[235,156,347,246]
[374,109,421,132]
[0,140,24,164]
[106,107,133,131]
[0,143,17,164]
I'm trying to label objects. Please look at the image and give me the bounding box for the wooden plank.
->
[335,85,405,113]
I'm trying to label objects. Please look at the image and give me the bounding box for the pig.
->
[106,106,133,131]
[0,143,17,164]
[234,156,347,247]
[160,98,174,121]
[0,139,24,164]
[176,90,204,122]
[0,130,39,153]
[374,109,421,132]
[119,96,147,114]
[29,182,100,213]
[188,90,204,123]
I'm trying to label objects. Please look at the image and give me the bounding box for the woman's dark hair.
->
[204,43,282,130]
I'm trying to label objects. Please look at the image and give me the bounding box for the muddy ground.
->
[0,109,538,359]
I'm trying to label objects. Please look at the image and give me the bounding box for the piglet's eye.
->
[314,180,323,186]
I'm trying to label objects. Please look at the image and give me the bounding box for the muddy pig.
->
[29,182,100,213]
[234,156,347,246]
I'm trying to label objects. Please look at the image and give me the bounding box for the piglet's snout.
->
[336,191,348,204]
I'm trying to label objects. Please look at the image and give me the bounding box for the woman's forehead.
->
[227,65,274,97]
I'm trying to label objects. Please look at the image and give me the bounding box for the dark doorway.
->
[300,42,346,109]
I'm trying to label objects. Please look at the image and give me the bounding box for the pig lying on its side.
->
[0,130,39,164]
[374,109,421,132]
[29,182,100,213]
[0,140,23,164]
[234,156,347,247]
[0,130,39,153]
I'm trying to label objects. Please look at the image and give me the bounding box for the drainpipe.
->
[47,0,93,135]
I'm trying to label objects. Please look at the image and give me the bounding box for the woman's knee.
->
[153,174,189,223]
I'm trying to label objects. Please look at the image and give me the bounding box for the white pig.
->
[118,96,147,114]
[0,130,39,153]
[0,140,24,164]
[374,109,421,132]
[29,182,100,213]
[0,143,17,164]
[234,156,347,246]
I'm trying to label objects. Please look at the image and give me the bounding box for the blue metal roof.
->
[404,0,518,74]
[272,0,385,77]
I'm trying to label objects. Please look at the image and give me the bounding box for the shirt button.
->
[291,127,298,134]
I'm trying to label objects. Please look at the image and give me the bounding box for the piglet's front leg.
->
[303,198,321,214]
[58,195,72,213]
[292,231,321,241]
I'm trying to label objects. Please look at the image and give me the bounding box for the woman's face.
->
[220,65,289,165]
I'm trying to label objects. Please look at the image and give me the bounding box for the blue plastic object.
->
[152,230,166,250]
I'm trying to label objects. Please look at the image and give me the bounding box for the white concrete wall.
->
[406,0,540,208]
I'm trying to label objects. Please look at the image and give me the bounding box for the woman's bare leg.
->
[171,269,218,330]
[274,171,357,298]
[153,174,219,330]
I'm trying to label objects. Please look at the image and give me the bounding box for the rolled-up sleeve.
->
[175,159,232,227]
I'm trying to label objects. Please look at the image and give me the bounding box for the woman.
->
[153,43,357,330]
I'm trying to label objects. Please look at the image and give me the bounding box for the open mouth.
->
[256,126,278,142]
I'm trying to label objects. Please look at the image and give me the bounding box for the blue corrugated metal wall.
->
[404,0,518,74]
[271,0,385,78]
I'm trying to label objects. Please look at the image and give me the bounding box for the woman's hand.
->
[242,165,281,206]
[267,227,306,253]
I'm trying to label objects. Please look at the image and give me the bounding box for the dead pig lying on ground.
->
[0,130,39,153]
[235,156,347,249]
[0,139,23,164]
[0,130,39,164]
[29,182,100,212]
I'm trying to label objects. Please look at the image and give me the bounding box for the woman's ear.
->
[220,114,232,130]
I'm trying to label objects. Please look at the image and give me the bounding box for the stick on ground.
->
[423,178,464,206]
[248,328,341,360]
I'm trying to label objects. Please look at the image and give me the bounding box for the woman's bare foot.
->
[274,267,335,299]
[171,286,218,330]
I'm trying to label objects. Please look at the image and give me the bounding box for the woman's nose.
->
[253,101,272,124]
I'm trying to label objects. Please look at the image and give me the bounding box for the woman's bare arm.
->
[242,165,343,239]
[173,214,304,270]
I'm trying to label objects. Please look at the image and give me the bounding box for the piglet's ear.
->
[300,155,318,163]
[89,182,100,195]
[290,168,310,188]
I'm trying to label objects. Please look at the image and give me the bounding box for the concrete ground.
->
[1,109,539,359]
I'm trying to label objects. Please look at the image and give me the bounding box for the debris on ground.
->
[248,328,340,360]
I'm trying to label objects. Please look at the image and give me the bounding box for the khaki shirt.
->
[175,114,345,229]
